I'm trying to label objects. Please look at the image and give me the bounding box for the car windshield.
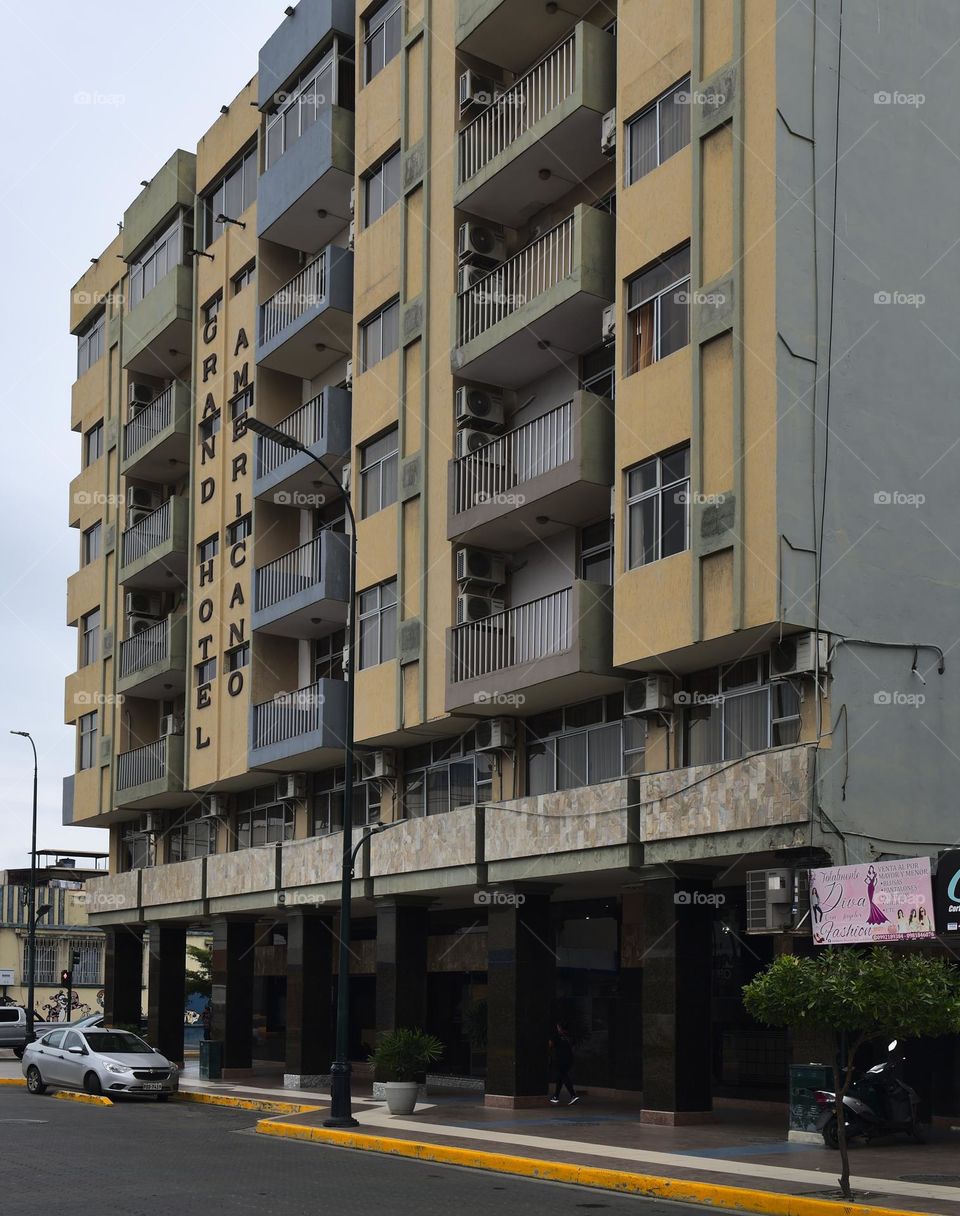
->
[83,1032,153,1054]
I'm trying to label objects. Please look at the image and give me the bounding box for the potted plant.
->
[369,1028,443,1115]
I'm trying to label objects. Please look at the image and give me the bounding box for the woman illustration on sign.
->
[897,907,908,934]
[865,864,889,925]
[918,907,930,933]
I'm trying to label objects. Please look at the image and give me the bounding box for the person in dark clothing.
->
[549,1022,579,1105]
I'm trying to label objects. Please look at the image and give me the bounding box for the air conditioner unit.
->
[455,385,504,428]
[746,868,795,933]
[457,264,488,295]
[457,221,506,266]
[624,674,675,715]
[141,812,163,834]
[348,219,356,251]
[456,547,506,587]
[277,774,306,801]
[341,461,352,492]
[456,428,502,460]
[456,592,505,625]
[770,631,829,679]
[600,107,616,156]
[359,749,398,780]
[127,485,160,511]
[458,70,496,117]
[601,303,616,345]
[127,506,156,528]
[128,614,159,636]
[348,185,356,218]
[125,591,162,618]
[199,794,225,819]
[344,360,353,391]
[128,382,154,409]
[160,714,182,737]
[475,718,515,752]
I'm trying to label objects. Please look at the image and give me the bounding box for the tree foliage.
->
[185,944,212,1001]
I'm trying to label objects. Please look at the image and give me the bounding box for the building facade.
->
[65,0,960,1116]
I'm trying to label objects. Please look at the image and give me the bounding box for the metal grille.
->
[454,401,573,514]
[121,500,171,567]
[255,536,324,611]
[255,394,325,478]
[450,588,572,682]
[260,250,327,346]
[69,938,103,986]
[252,681,327,748]
[116,736,168,791]
[123,386,173,459]
[119,618,169,677]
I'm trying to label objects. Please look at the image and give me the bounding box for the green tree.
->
[743,948,960,1198]
[185,944,212,1002]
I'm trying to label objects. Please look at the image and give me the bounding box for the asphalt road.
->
[0,1088,707,1215]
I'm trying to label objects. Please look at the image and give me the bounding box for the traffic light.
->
[72,951,81,967]
[61,970,72,986]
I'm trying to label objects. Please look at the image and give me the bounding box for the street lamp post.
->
[246,416,359,1127]
[10,731,38,1042]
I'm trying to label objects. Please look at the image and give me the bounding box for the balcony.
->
[456,23,615,228]
[257,246,354,377]
[115,732,187,809]
[457,0,599,73]
[448,393,613,549]
[121,381,191,482]
[451,205,614,387]
[116,615,187,699]
[252,388,351,505]
[122,264,193,378]
[249,677,349,771]
[253,532,350,638]
[119,496,189,589]
[446,581,617,715]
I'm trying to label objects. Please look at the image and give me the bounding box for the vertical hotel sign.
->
[809,858,936,945]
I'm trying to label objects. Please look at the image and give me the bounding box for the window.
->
[232,260,256,294]
[235,786,294,849]
[77,313,105,377]
[201,145,257,246]
[81,522,101,566]
[83,421,104,467]
[311,767,381,835]
[359,428,398,518]
[226,643,250,672]
[129,213,190,308]
[684,657,801,766]
[626,77,691,184]
[526,696,630,796]
[202,292,222,326]
[626,245,691,372]
[80,608,101,667]
[70,938,103,986]
[625,446,690,568]
[264,47,352,170]
[363,148,401,227]
[166,809,217,862]
[120,826,155,871]
[226,514,252,546]
[78,712,98,771]
[581,345,615,400]
[364,0,402,82]
[313,629,346,682]
[230,387,254,420]
[196,656,217,686]
[358,580,397,669]
[199,411,221,442]
[197,534,219,564]
[579,520,613,583]
[402,734,493,818]
[360,299,400,370]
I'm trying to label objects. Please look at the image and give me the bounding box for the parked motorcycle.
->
[815,1040,925,1148]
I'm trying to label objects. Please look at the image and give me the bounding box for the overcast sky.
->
[0,0,285,869]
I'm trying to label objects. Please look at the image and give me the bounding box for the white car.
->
[23,1027,178,1100]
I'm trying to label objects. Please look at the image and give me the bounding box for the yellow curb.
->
[175,1090,320,1116]
[255,1120,929,1216]
[53,1090,112,1107]
[0,1078,26,1086]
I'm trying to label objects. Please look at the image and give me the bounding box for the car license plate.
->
[141,1082,164,1091]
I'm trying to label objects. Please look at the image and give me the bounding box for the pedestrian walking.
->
[548,1022,579,1106]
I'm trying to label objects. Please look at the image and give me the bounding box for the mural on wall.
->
[37,988,102,1021]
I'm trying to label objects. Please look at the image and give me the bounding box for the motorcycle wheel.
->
[822,1117,841,1150]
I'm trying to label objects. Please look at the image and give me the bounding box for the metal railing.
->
[256,394,325,478]
[121,499,171,567]
[252,680,328,749]
[450,587,572,682]
[255,535,325,611]
[260,249,327,346]
[123,386,173,459]
[454,400,573,514]
[459,31,577,183]
[116,736,169,791]
[457,213,576,346]
[119,617,169,678]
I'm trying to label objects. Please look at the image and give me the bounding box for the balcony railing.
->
[119,618,169,678]
[255,536,325,612]
[454,401,572,514]
[256,395,325,478]
[252,680,330,749]
[450,587,572,682]
[457,213,575,346]
[123,386,173,460]
[121,499,171,567]
[459,31,576,183]
[260,251,326,347]
[117,735,171,792]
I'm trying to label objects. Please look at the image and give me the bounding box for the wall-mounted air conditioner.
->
[456,428,501,460]
[456,547,506,587]
[347,219,356,251]
[456,592,505,625]
[600,107,616,156]
[200,794,225,819]
[128,382,155,409]
[475,718,515,752]
[160,714,182,736]
[458,221,506,265]
[458,70,497,117]
[344,360,354,391]
[624,675,675,715]
[125,591,162,618]
[127,485,160,512]
[770,631,829,679]
[601,304,616,345]
[746,868,795,933]
[455,385,504,428]
[128,614,160,636]
[277,774,306,801]
[457,264,488,294]
[359,749,398,780]
[141,812,162,833]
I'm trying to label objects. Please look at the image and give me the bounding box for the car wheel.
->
[156,1093,169,1103]
[83,1071,103,1096]
[26,1066,46,1096]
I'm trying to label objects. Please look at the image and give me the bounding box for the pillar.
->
[210,918,255,1075]
[103,926,143,1029]
[285,912,334,1088]
[638,875,713,1123]
[146,925,186,1064]
[375,900,428,1036]
[485,888,555,1106]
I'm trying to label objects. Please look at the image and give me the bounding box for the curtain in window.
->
[628,107,658,181]
[723,688,769,759]
[556,733,588,790]
[526,742,554,796]
[688,705,723,766]
[588,723,622,782]
[660,88,690,161]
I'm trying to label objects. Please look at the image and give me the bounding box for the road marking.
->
[0,1118,47,1123]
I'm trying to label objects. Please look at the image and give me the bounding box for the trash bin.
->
[789,1063,834,1135]
[199,1039,224,1081]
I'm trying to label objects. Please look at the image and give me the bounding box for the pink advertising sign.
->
[809,858,936,945]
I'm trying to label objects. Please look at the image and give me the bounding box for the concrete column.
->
[103,926,143,1029]
[637,876,713,1124]
[485,888,555,1106]
[375,900,428,1035]
[146,925,186,1065]
[210,918,255,1076]
[284,912,334,1088]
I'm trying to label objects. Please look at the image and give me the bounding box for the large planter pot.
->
[384,1081,420,1115]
